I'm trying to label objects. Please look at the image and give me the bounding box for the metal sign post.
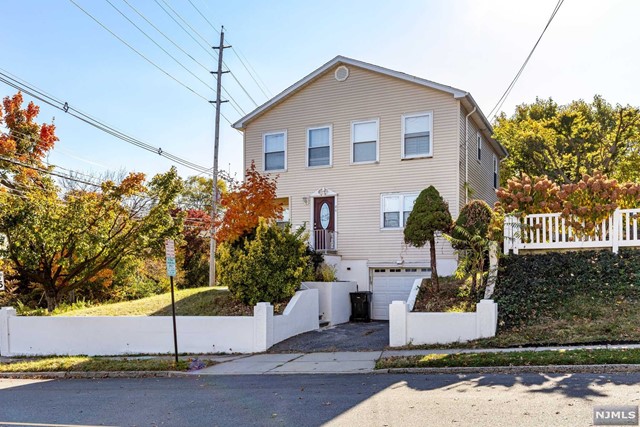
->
[165,240,178,364]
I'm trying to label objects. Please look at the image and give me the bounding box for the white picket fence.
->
[504,208,640,254]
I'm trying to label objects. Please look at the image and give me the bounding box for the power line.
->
[69,0,247,122]
[120,0,213,75]
[104,0,216,93]
[0,71,213,175]
[68,0,212,104]
[0,155,102,187]
[151,0,249,114]
[229,46,272,100]
[183,0,272,99]
[487,0,564,121]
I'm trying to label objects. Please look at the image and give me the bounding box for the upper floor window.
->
[307,126,332,167]
[263,131,286,171]
[402,112,432,158]
[352,119,378,163]
[381,193,418,229]
[493,155,498,189]
[477,132,482,162]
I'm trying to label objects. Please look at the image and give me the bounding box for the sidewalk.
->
[194,343,640,375]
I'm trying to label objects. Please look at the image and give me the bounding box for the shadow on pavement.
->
[1,372,639,426]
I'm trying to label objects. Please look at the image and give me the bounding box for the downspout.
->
[464,106,477,204]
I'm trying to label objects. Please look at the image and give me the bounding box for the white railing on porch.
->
[504,208,640,254]
[312,229,335,253]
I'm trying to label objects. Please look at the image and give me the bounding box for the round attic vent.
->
[334,65,349,82]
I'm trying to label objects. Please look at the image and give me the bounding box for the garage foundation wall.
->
[389,299,498,346]
[0,290,320,356]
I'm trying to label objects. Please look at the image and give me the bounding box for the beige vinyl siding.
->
[243,65,460,264]
[460,105,500,207]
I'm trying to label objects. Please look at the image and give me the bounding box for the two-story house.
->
[233,56,507,320]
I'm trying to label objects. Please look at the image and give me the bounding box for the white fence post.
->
[612,209,620,254]
[389,301,408,347]
[253,302,274,352]
[476,300,497,339]
[503,215,519,255]
[0,307,16,357]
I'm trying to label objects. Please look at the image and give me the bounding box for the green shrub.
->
[450,200,494,250]
[217,220,313,306]
[314,263,337,282]
[494,249,640,330]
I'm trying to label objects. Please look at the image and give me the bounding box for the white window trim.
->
[493,154,499,189]
[263,130,287,172]
[476,132,482,163]
[401,111,433,159]
[380,192,419,230]
[306,124,333,168]
[351,118,380,164]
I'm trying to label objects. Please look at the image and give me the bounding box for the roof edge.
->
[233,55,469,130]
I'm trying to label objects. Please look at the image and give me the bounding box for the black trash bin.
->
[349,291,372,322]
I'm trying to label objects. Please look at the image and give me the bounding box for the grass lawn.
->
[376,348,640,369]
[0,356,215,372]
[53,287,286,317]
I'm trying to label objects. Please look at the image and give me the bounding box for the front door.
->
[313,196,335,251]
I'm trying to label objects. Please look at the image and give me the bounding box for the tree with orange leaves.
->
[0,91,58,187]
[215,161,283,244]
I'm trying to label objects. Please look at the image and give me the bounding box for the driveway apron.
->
[269,321,389,353]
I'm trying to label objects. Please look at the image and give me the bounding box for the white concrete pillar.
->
[389,301,408,347]
[476,299,497,339]
[0,307,16,357]
[253,302,274,352]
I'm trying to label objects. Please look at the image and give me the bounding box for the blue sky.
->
[2,0,639,181]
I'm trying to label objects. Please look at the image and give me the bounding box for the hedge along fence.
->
[493,249,640,330]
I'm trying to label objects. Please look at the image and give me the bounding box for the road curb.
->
[383,364,640,375]
[0,371,196,379]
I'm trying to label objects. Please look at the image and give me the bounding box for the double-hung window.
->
[493,154,498,189]
[263,131,286,171]
[477,132,482,162]
[402,112,432,158]
[352,119,378,163]
[381,193,418,229]
[307,126,331,167]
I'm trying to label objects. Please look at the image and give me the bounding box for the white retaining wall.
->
[273,289,320,343]
[301,281,357,326]
[0,289,319,356]
[389,299,498,346]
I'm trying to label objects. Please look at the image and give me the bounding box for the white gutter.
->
[464,106,477,204]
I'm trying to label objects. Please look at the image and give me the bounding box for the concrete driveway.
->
[269,321,389,353]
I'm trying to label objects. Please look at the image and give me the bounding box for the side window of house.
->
[308,126,331,167]
[352,120,378,163]
[381,193,418,229]
[402,113,432,158]
[264,131,286,171]
[493,155,498,189]
[477,132,482,162]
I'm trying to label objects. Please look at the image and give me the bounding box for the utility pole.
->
[209,27,229,287]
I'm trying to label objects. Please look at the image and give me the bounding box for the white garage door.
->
[371,268,428,320]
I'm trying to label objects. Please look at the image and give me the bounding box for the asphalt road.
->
[1,373,639,427]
